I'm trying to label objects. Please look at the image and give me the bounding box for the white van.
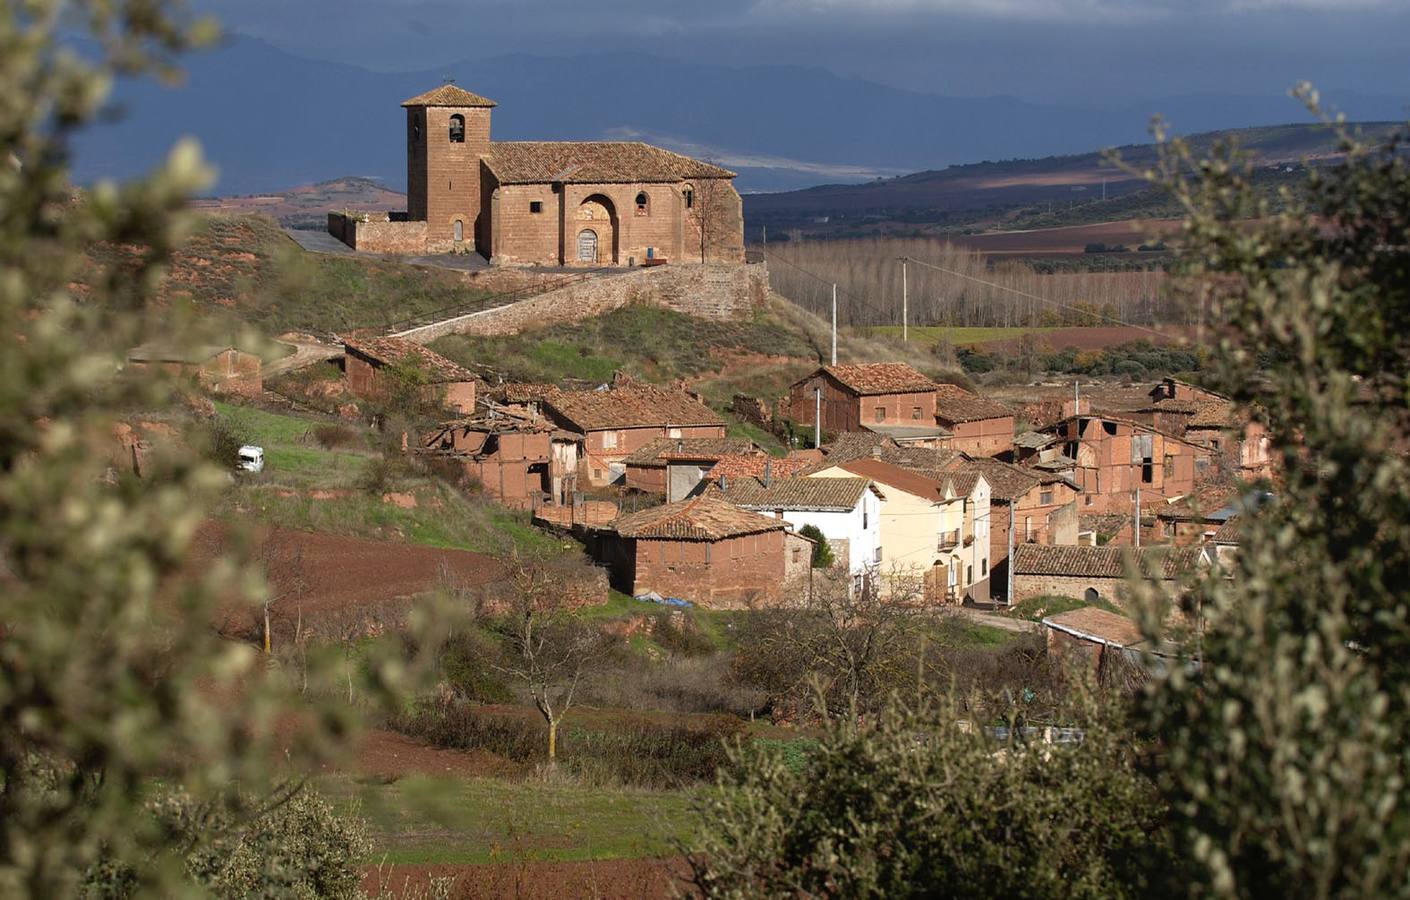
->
[236,445,265,474]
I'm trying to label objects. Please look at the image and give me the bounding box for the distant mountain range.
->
[74,36,1409,196]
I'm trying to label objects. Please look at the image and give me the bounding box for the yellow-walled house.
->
[810,458,990,602]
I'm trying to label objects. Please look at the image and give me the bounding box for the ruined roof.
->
[612,495,783,541]
[1012,544,1199,580]
[484,382,561,405]
[823,458,948,502]
[811,363,937,396]
[401,85,497,108]
[951,458,1041,503]
[544,385,724,431]
[485,141,735,185]
[1043,607,1144,648]
[1188,401,1236,429]
[933,383,1014,423]
[1013,431,1056,450]
[708,454,816,481]
[625,437,757,467]
[716,476,874,513]
[128,342,243,364]
[342,336,476,384]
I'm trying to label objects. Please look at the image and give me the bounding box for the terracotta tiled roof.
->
[484,382,561,405]
[625,437,757,467]
[612,495,783,541]
[823,458,947,501]
[1188,401,1236,429]
[1212,518,1242,544]
[708,454,815,481]
[545,385,724,431]
[822,434,964,477]
[342,337,476,384]
[485,141,735,185]
[716,476,873,512]
[1043,607,1143,648]
[1013,544,1199,579]
[933,384,1014,423]
[823,432,899,462]
[401,85,497,107]
[951,458,1040,503]
[812,363,936,396]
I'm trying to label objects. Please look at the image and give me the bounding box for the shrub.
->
[204,415,249,470]
[312,423,359,450]
[797,525,833,568]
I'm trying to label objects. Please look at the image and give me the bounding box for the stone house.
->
[126,343,262,397]
[421,413,580,508]
[328,85,744,266]
[1040,413,1215,515]
[1011,543,1200,608]
[621,437,758,498]
[541,384,727,487]
[809,457,990,603]
[714,475,884,589]
[932,384,1015,457]
[342,336,477,414]
[788,363,949,446]
[598,495,808,608]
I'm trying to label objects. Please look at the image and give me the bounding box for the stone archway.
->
[575,194,617,265]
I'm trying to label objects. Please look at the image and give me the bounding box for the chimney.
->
[676,439,684,454]
[763,460,772,488]
[719,475,727,495]
[871,444,883,460]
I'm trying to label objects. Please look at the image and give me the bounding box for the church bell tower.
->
[401,84,495,251]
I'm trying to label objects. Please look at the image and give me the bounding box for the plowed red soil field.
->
[941,219,1185,256]
[360,858,697,900]
[976,324,1196,352]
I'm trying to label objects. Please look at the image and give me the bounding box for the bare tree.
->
[490,554,604,766]
[686,176,737,264]
[255,533,307,655]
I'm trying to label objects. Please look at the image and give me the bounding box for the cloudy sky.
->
[197,0,1410,107]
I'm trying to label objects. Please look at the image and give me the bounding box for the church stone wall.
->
[328,213,429,255]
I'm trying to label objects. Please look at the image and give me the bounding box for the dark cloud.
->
[196,0,1410,106]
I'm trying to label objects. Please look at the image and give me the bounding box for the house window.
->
[1164,455,1175,478]
[593,469,603,480]
[529,201,543,214]
[449,114,465,143]
[668,427,682,438]
[1103,420,1118,436]
[635,192,649,216]
[792,546,801,563]
[1040,490,1053,505]
[981,558,987,577]
[601,431,618,449]
[411,119,421,142]
[912,406,922,419]
[1085,587,1100,603]
[874,546,882,563]
[966,565,973,585]
[863,508,868,529]
[1142,462,1154,484]
[683,187,693,208]
[874,407,885,423]
[853,574,862,595]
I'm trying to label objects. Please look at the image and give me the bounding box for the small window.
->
[411,119,421,142]
[792,546,801,563]
[966,565,973,585]
[635,192,649,216]
[683,187,693,209]
[1163,455,1175,478]
[1142,462,1154,484]
[874,407,885,423]
[449,114,465,143]
[593,469,603,480]
[668,427,682,438]
[452,219,463,242]
[912,406,922,420]
[981,558,987,577]
[862,509,868,529]
[601,431,618,449]
[1103,420,1118,436]
[1085,587,1100,603]
[1040,490,1053,505]
[529,201,543,214]
[874,546,882,563]
[1024,516,1034,540]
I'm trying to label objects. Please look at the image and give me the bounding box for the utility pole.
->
[1134,480,1141,548]
[1005,502,1015,606]
[899,258,909,343]
[1074,379,1080,415]
[830,283,838,365]
[814,386,822,449]
[761,224,766,246]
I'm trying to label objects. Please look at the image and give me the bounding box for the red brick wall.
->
[1057,418,1211,514]
[944,416,1015,457]
[581,424,725,486]
[624,530,786,608]
[415,106,491,250]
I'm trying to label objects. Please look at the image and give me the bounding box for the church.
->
[329,84,746,267]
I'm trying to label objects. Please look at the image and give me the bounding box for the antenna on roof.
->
[444,77,456,84]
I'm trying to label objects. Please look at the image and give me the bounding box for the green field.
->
[863,325,1056,348]
[325,775,700,865]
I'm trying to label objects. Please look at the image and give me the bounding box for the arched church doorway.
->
[575,195,617,265]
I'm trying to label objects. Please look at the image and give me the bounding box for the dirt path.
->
[950,607,1040,634]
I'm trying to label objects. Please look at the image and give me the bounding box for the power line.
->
[897,254,1176,341]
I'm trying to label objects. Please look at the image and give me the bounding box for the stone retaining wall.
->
[395,261,768,343]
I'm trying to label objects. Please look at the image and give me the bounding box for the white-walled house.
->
[809,458,991,602]
[714,475,882,588]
